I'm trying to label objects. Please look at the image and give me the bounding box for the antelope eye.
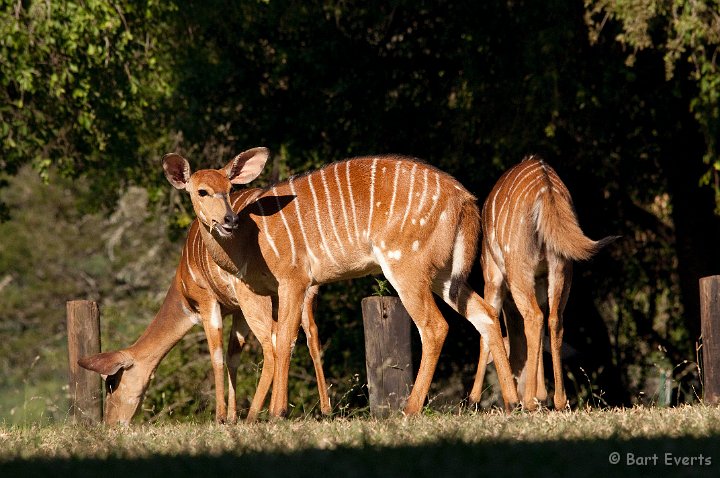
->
[198,189,209,197]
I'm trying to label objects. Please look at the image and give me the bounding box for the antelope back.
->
[482,155,610,268]
[245,155,479,283]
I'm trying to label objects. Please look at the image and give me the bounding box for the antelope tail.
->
[449,199,481,302]
[535,193,619,261]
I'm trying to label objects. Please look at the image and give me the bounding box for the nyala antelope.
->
[471,155,618,410]
[164,147,519,416]
[78,149,330,424]
[81,147,520,422]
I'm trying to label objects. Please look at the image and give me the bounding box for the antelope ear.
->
[78,351,134,378]
[224,147,269,185]
[162,153,192,189]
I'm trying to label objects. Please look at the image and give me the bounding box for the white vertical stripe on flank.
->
[333,163,354,245]
[273,186,297,266]
[497,162,542,245]
[400,163,418,231]
[387,161,401,225]
[504,174,544,245]
[256,198,280,258]
[321,168,346,254]
[420,171,442,223]
[366,158,378,240]
[417,168,429,213]
[289,177,319,263]
[307,174,338,265]
[346,161,361,243]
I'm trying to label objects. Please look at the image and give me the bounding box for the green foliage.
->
[585,0,720,208]
[1,0,718,423]
[0,0,175,208]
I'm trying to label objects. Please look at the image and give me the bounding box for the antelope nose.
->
[224,213,239,228]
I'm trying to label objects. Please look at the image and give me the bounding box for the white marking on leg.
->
[182,304,201,325]
[308,174,338,265]
[209,303,222,330]
[333,163,354,245]
[400,163,418,231]
[372,246,398,286]
[321,168,345,254]
[468,311,493,333]
[289,178,319,263]
[367,158,378,240]
[346,161,361,243]
[452,231,465,277]
[213,347,224,366]
[273,186,297,266]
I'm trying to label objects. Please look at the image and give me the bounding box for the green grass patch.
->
[1,406,719,477]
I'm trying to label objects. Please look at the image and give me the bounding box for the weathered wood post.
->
[361,296,414,417]
[66,300,102,423]
[700,276,720,405]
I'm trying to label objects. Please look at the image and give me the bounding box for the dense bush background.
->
[1,0,718,423]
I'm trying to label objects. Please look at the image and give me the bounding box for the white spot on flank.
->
[412,240,420,251]
[440,210,448,221]
[420,218,426,226]
[388,250,402,260]
[503,244,510,254]
[381,241,386,249]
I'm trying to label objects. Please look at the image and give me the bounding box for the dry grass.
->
[2,405,719,477]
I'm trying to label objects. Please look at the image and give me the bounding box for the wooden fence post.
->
[361,296,413,417]
[66,300,102,423]
[700,276,720,405]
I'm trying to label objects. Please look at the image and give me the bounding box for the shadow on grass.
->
[2,436,718,478]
